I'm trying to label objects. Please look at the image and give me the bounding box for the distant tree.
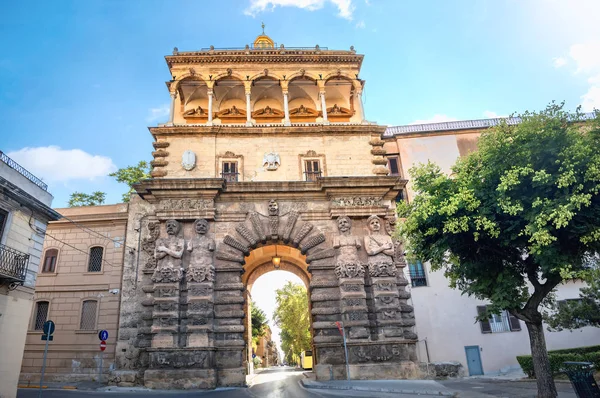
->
[108,160,151,203]
[251,301,268,340]
[68,191,106,207]
[273,281,311,363]
[545,264,600,331]
[397,104,600,398]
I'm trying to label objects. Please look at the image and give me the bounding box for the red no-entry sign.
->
[100,340,106,351]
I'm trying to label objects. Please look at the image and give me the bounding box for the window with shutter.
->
[477,306,492,334]
[388,157,400,176]
[508,312,521,331]
[80,300,98,330]
[42,249,58,273]
[34,301,49,330]
[222,161,238,182]
[88,247,103,272]
[408,261,427,287]
[304,160,321,181]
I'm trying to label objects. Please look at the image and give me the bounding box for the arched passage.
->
[241,244,313,373]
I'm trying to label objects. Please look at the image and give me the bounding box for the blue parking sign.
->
[98,330,109,341]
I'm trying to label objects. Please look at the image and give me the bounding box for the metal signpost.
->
[98,330,108,384]
[335,321,350,380]
[39,320,55,398]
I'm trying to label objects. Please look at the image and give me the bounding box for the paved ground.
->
[440,377,577,398]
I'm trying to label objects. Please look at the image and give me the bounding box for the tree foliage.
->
[68,191,106,207]
[251,300,268,339]
[273,281,311,364]
[397,103,600,397]
[108,160,151,202]
[545,264,600,331]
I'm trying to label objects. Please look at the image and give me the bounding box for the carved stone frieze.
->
[142,221,160,270]
[350,344,407,363]
[332,197,382,207]
[334,263,365,279]
[151,265,184,283]
[161,199,214,211]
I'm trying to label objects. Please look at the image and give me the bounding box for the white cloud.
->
[553,57,567,68]
[245,0,355,20]
[483,110,507,119]
[355,20,365,29]
[409,114,458,125]
[7,146,117,182]
[559,41,600,111]
[147,104,170,122]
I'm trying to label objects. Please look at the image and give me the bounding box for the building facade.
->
[0,151,60,398]
[383,117,600,375]
[19,204,128,383]
[110,33,417,389]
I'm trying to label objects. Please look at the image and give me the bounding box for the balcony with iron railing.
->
[0,243,30,289]
[409,268,428,287]
[0,150,48,191]
[221,172,239,182]
[304,171,322,182]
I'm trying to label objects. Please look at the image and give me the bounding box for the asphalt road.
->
[18,368,385,398]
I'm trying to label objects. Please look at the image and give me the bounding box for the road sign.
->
[98,330,109,341]
[41,335,54,341]
[100,341,106,351]
[42,320,55,336]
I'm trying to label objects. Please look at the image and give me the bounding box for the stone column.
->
[283,90,291,126]
[245,91,252,126]
[168,91,177,125]
[355,88,365,123]
[320,90,329,124]
[207,90,213,126]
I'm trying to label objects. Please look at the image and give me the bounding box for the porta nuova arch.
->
[114,195,419,389]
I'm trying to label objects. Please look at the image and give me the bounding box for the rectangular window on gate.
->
[477,306,521,334]
[222,161,239,182]
[304,160,321,181]
[88,247,103,272]
[80,300,98,330]
[34,301,49,330]
[388,157,400,176]
[408,260,427,287]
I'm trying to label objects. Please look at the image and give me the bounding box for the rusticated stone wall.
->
[112,177,417,388]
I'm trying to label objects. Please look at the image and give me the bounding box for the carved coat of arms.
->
[263,152,281,170]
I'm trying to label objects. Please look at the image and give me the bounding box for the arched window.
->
[88,246,103,272]
[34,301,49,330]
[42,249,58,273]
[80,300,98,330]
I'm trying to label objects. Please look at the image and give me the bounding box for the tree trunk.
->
[525,320,557,398]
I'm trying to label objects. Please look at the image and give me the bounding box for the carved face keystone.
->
[268,200,279,216]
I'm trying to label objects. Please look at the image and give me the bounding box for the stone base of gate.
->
[143,369,217,389]
[314,361,421,381]
[217,367,247,387]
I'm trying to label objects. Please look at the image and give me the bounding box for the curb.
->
[300,380,457,397]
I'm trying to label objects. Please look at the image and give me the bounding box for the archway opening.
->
[242,244,313,375]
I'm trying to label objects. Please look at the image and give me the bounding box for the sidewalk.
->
[300,378,457,396]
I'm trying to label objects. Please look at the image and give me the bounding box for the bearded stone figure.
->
[333,216,364,278]
[186,218,216,283]
[151,219,184,283]
[364,215,396,277]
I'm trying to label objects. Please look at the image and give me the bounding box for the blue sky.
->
[1,0,599,208]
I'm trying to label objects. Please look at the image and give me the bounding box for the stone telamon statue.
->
[333,216,364,278]
[364,215,396,277]
[186,219,216,283]
[152,219,184,283]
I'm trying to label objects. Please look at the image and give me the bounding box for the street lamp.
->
[272,245,281,269]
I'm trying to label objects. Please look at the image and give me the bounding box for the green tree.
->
[397,104,600,398]
[68,191,106,207]
[251,301,268,340]
[108,160,151,203]
[273,281,311,364]
[545,265,600,331]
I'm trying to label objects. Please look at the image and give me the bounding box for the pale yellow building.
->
[0,151,60,398]
[19,204,128,383]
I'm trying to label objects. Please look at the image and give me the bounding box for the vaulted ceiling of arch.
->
[251,79,283,107]
[214,78,245,109]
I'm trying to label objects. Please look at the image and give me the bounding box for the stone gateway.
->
[111,30,418,389]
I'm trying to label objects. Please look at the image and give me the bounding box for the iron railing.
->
[0,243,30,286]
[304,171,322,182]
[221,172,239,182]
[409,268,427,287]
[0,151,48,191]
